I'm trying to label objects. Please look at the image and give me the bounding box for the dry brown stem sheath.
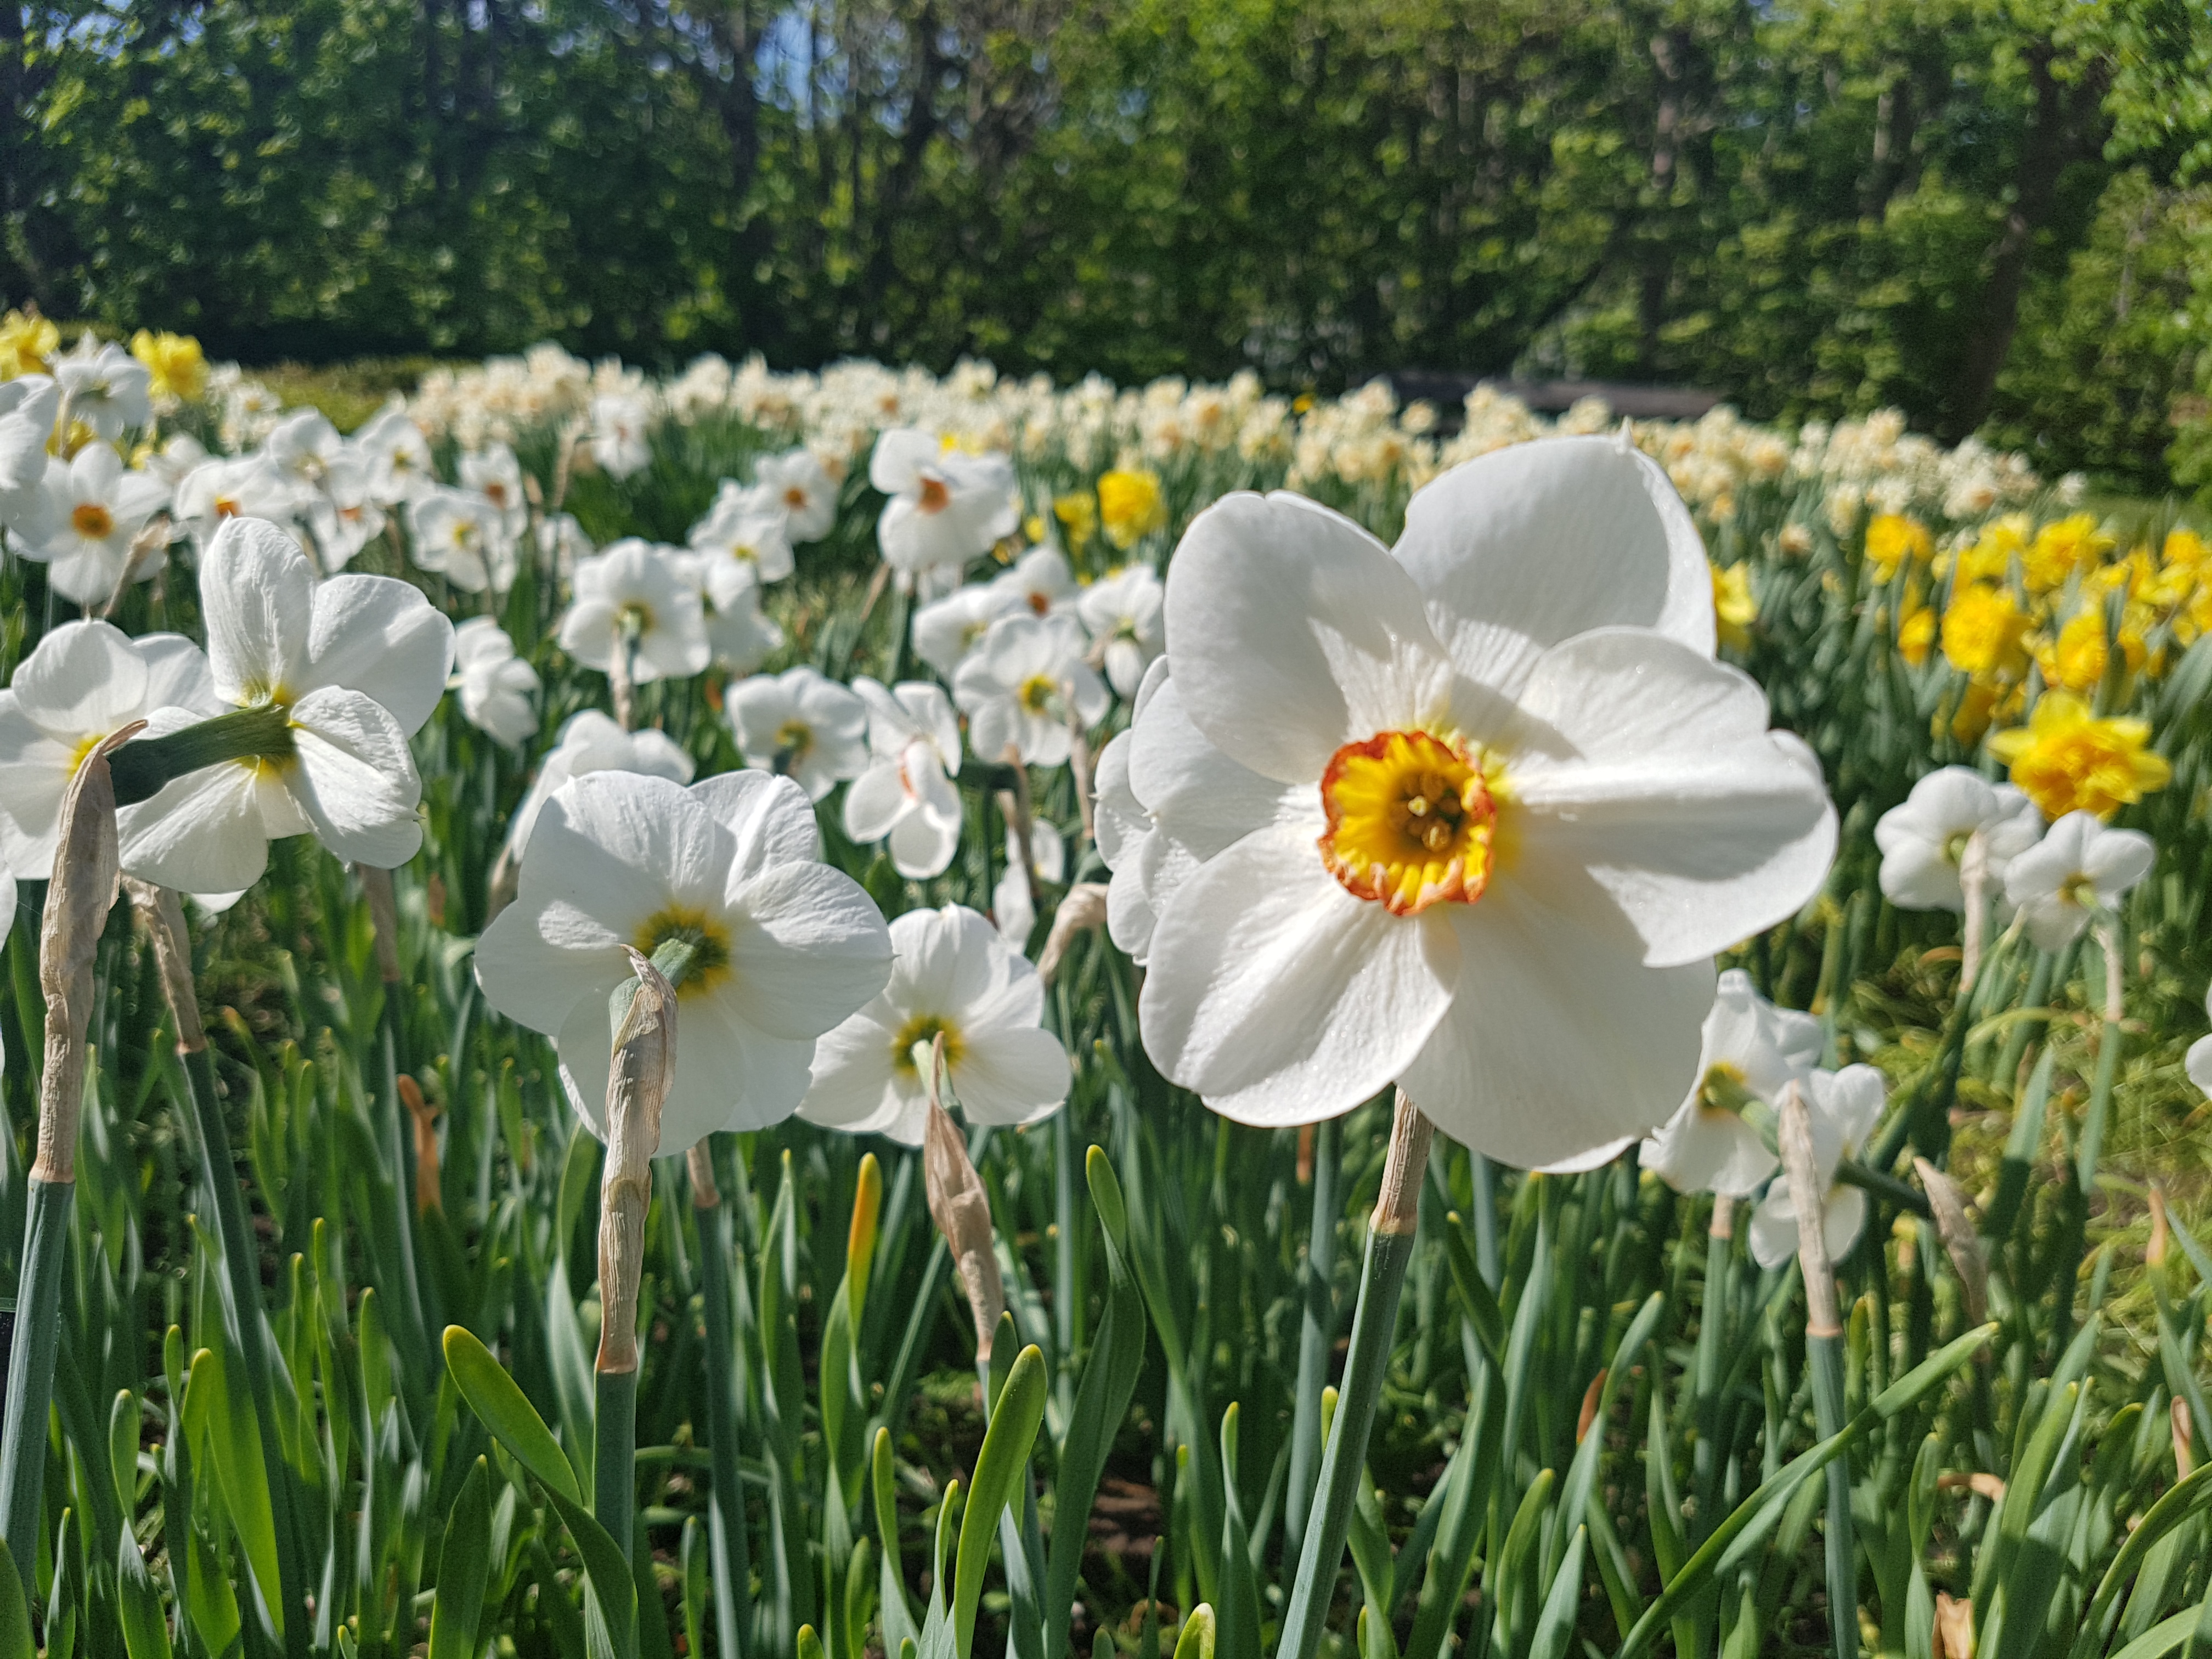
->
[1371,1090,1434,1239]
[1709,1192,1736,1242]
[1779,1081,1842,1339]
[597,948,675,1375]
[358,863,402,984]
[1037,882,1108,985]
[36,725,137,1183]
[923,1036,1005,1361]
[125,878,205,1053]
[1915,1158,1989,1324]
[687,1141,722,1210]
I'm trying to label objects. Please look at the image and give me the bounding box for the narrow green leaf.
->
[443,1326,582,1505]
[0,1538,30,1659]
[954,1346,1048,1659]
[116,1527,173,1659]
[1527,1527,1587,1659]
[1173,1606,1217,1659]
[429,1457,494,1659]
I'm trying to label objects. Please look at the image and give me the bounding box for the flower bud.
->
[1036,882,1109,986]
[1914,1157,1988,1325]
[922,1039,1005,1361]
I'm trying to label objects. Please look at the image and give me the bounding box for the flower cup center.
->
[1697,1062,1756,1120]
[774,719,816,768]
[213,495,242,518]
[71,502,114,538]
[1318,730,1496,915]
[616,601,655,638]
[783,486,809,511]
[918,476,951,515]
[631,905,732,1000]
[1018,674,1059,714]
[891,1012,964,1075]
[2059,871,2097,910]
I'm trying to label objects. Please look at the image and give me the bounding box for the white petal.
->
[117,759,273,894]
[1506,629,1836,964]
[2187,1032,2212,1098]
[1640,1101,1776,1197]
[1747,1190,1799,1271]
[843,760,909,844]
[724,862,894,1041]
[689,770,819,883]
[1393,435,1714,698]
[1820,1184,1870,1263]
[952,1026,1070,1128]
[887,805,960,880]
[1138,823,1460,1125]
[1398,879,1714,1170]
[473,893,627,1036]
[135,634,221,715]
[286,687,424,868]
[799,1010,905,1129]
[303,574,456,735]
[199,517,313,702]
[10,620,151,737]
[1164,491,1455,785]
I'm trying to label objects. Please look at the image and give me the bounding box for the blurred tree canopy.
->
[6,0,2212,487]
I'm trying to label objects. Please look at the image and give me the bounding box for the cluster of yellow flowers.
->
[0,310,207,407]
[1852,505,2191,820]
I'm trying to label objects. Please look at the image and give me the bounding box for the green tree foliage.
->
[5,0,2212,487]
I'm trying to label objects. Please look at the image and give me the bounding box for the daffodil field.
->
[7,317,2212,1659]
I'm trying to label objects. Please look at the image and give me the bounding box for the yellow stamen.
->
[1318,730,1498,915]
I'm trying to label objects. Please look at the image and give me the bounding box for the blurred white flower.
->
[1639,969,1821,1197]
[590,393,653,480]
[1875,768,2042,912]
[911,581,1019,679]
[993,818,1064,947]
[1747,1065,1887,1270]
[172,457,303,552]
[870,428,1018,586]
[54,338,151,440]
[1130,436,1835,1165]
[2002,811,2153,951]
[690,479,794,583]
[558,539,710,684]
[459,443,531,539]
[990,545,1075,618]
[1076,564,1165,697]
[690,555,784,674]
[798,903,1069,1145]
[953,613,1108,768]
[503,708,695,861]
[2188,985,2212,1098]
[755,448,837,542]
[843,678,963,879]
[452,618,541,747]
[355,400,437,505]
[407,487,515,594]
[10,442,172,604]
[262,410,349,494]
[121,516,455,893]
[537,511,593,583]
[0,620,221,879]
[727,665,868,802]
[0,376,58,492]
[475,769,893,1152]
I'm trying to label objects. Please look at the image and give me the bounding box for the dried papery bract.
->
[1957,828,1989,994]
[923,1037,1006,1363]
[1036,882,1108,986]
[360,861,402,988]
[398,1075,443,1216]
[0,722,133,1594]
[1915,1156,1988,1325]
[125,878,204,1050]
[1779,1082,1841,1340]
[600,947,675,1378]
[1370,1090,1435,1239]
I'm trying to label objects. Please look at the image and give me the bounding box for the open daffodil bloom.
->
[1106,434,1837,1167]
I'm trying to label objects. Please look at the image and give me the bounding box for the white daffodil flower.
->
[408,487,516,594]
[262,410,348,493]
[458,443,531,539]
[474,769,893,1152]
[798,904,1070,1146]
[1092,656,1181,962]
[13,443,172,603]
[2001,810,2154,952]
[0,620,221,879]
[953,613,1109,768]
[306,475,388,572]
[843,678,963,879]
[870,428,1019,588]
[1875,767,2042,912]
[755,448,838,543]
[685,554,784,674]
[727,665,868,802]
[141,432,208,491]
[537,512,592,584]
[1077,564,1166,698]
[911,581,1019,679]
[990,545,1076,619]
[0,376,58,492]
[994,819,1064,947]
[121,516,455,893]
[590,393,653,481]
[690,479,795,583]
[355,400,437,506]
[1747,1065,1887,1270]
[452,618,541,747]
[1638,969,1822,1197]
[558,539,710,684]
[1124,435,1836,1167]
[54,338,152,440]
[502,708,695,862]
[173,457,306,553]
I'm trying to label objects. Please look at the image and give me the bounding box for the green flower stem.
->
[180,1042,311,1659]
[2075,921,2126,1190]
[1277,1093,1431,1659]
[596,1365,641,1550]
[0,1176,72,1598]
[1283,1114,1340,1564]
[1808,1332,1855,1659]
[691,1139,754,1659]
[109,704,294,807]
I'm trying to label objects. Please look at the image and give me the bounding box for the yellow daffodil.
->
[2022,513,2114,593]
[1898,601,1936,668]
[1940,583,2030,679]
[129,329,207,404]
[1712,560,1756,650]
[1096,467,1166,549]
[0,308,58,379]
[1864,513,1932,583]
[2162,526,2207,573]
[1953,514,2030,584]
[1053,491,1098,554]
[1988,691,2170,820]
